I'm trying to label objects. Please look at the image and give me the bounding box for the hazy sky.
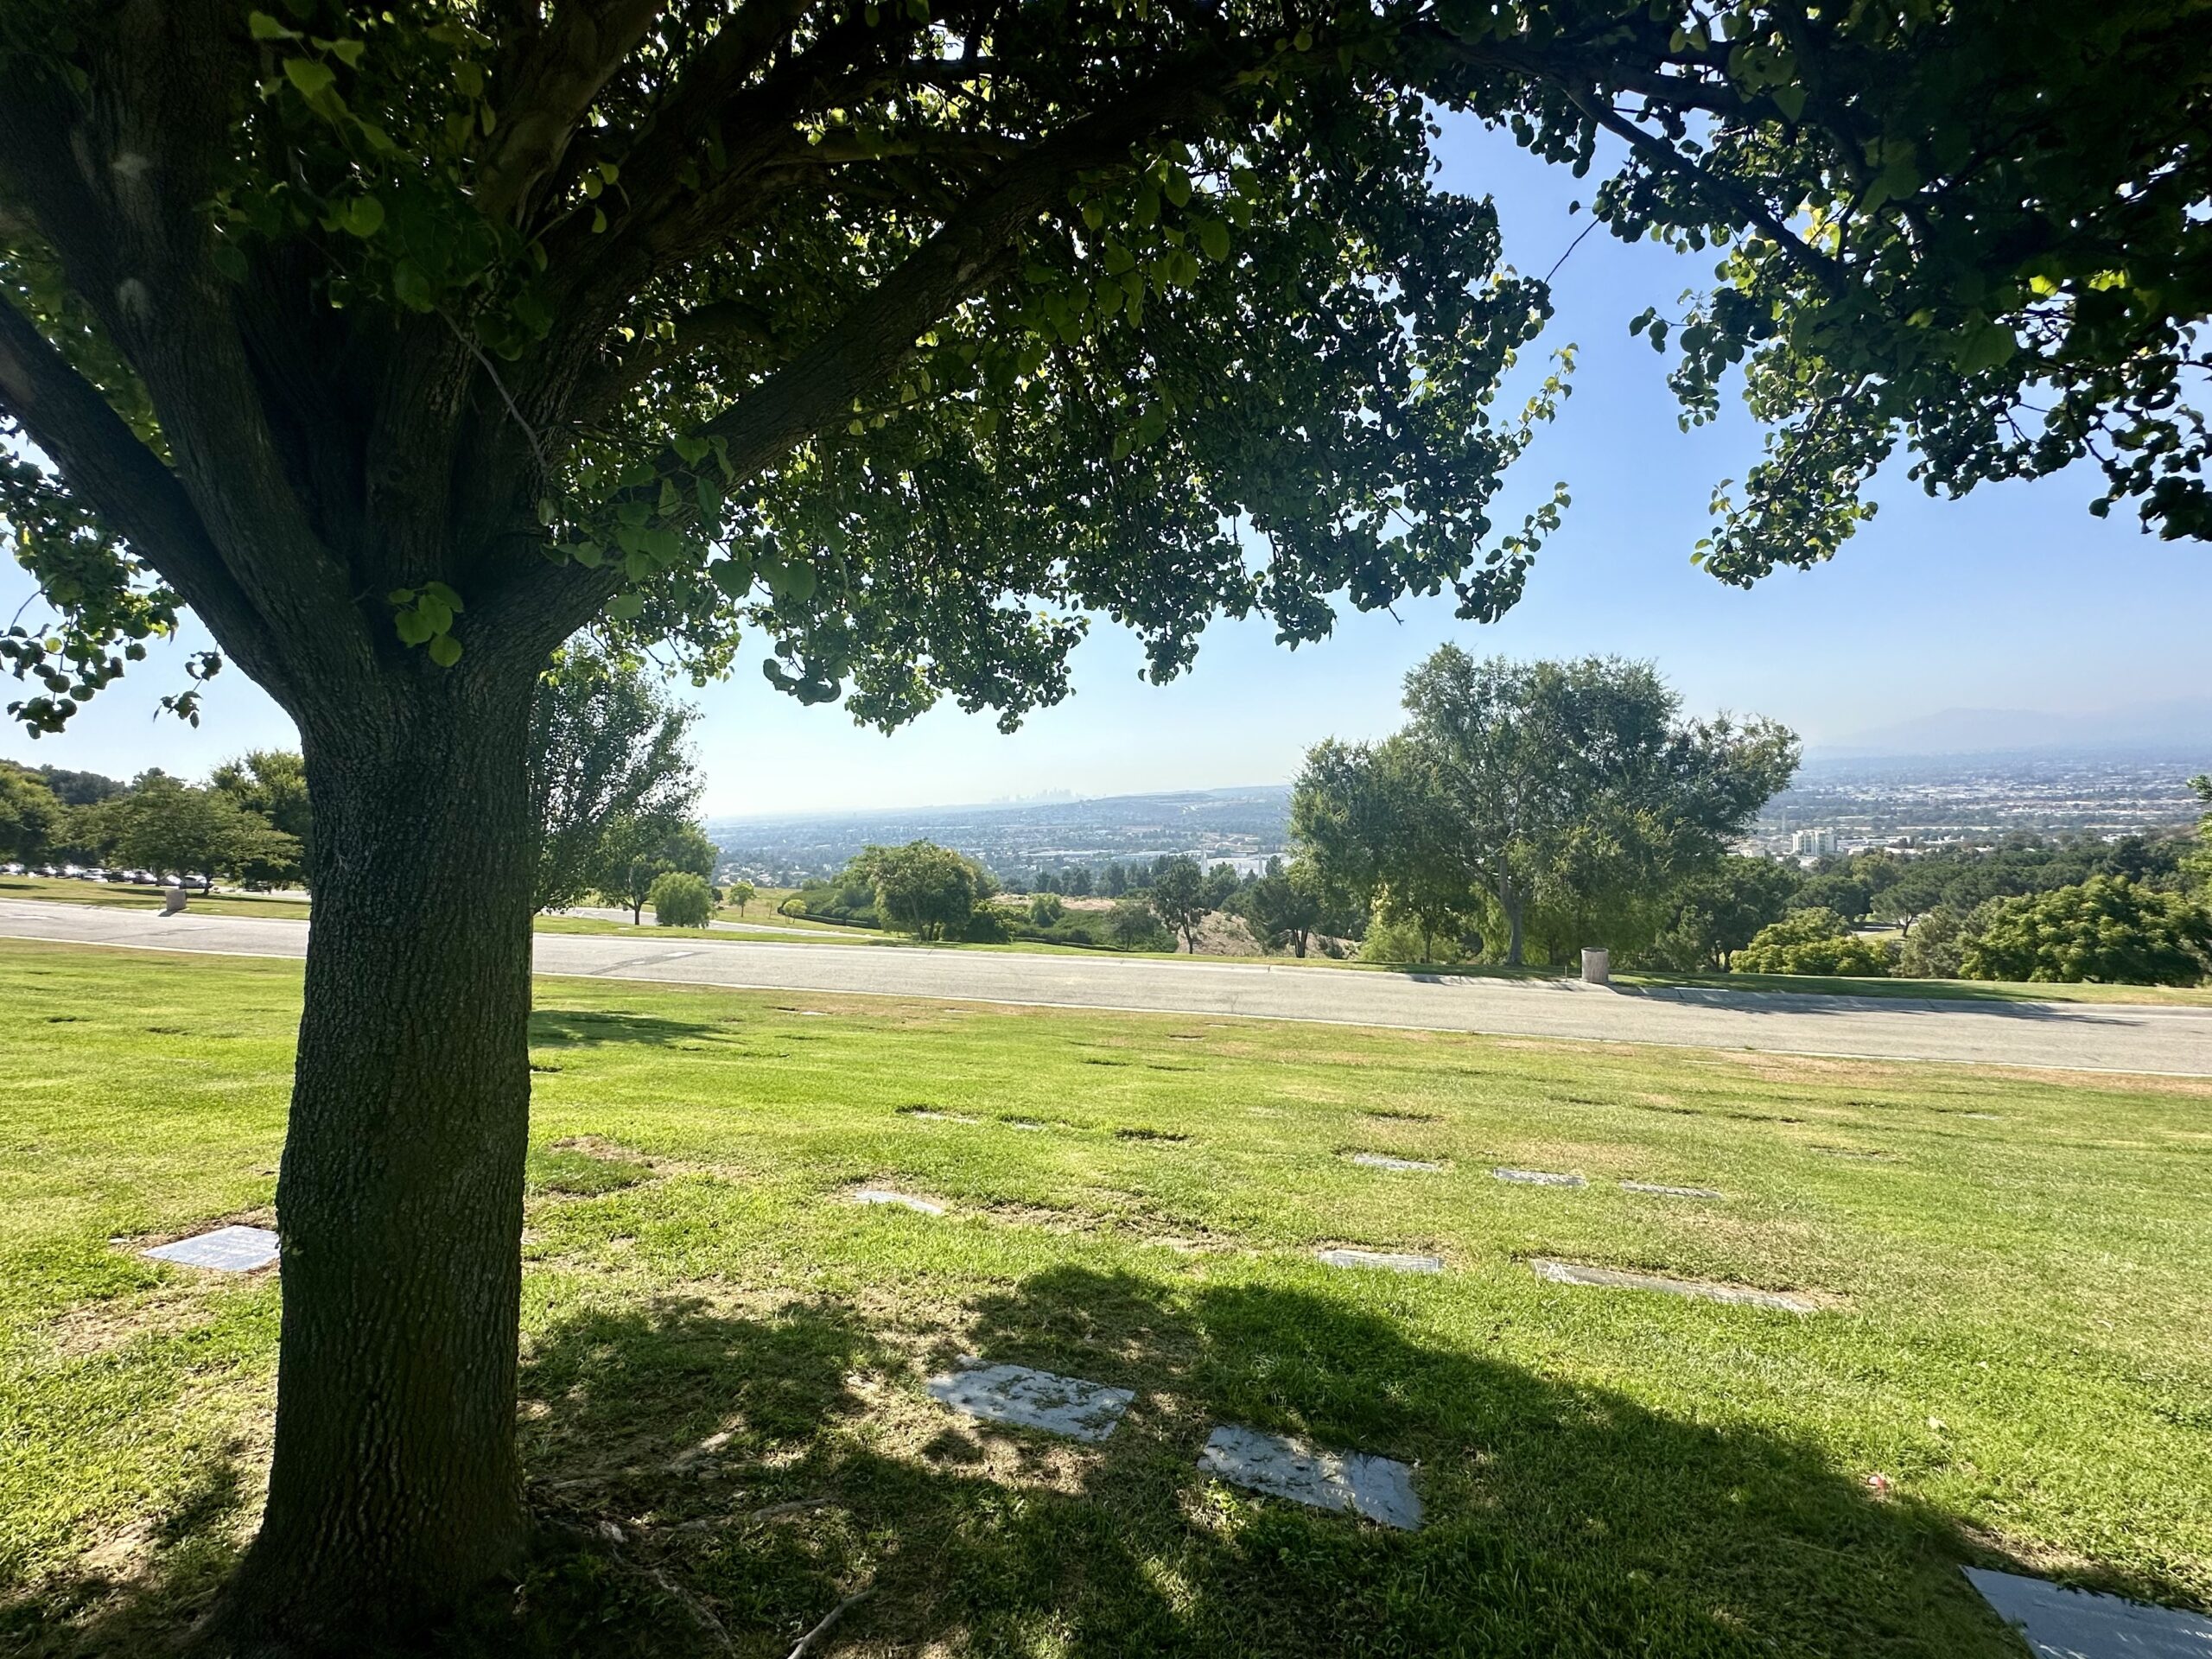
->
[5,115,2205,816]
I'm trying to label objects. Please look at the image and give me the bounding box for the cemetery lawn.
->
[3,939,2209,1657]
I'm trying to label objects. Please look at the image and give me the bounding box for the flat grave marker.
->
[1962,1567,2212,1659]
[926,1360,1135,1442]
[1620,1180,1725,1200]
[1198,1425,1423,1530]
[854,1189,947,1216]
[1316,1248,1444,1274]
[1530,1257,1812,1313]
[142,1224,279,1273]
[1493,1168,1585,1188]
[1346,1152,1446,1173]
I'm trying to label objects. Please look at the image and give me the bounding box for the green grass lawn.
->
[2,939,2209,1656]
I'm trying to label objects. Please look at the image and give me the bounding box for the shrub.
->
[1961,876,2212,985]
[1028,892,1065,926]
[1732,908,1896,976]
[1106,895,1172,952]
[649,871,713,927]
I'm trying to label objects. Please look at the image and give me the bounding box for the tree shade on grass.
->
[3,940,2209,1656]
[3,4,2211,1637]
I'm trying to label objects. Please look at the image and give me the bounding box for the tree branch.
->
[479,0,671,226]
[0,289,289,698]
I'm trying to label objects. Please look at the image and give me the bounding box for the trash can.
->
[1580,947,1610,985]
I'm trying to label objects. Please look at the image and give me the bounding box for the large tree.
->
[1296,652,1797,963]
[529,639,699,909]
[211,747,315,885]
[1,0,2207,1644]
[0,758,67,863]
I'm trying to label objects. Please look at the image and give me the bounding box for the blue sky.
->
[5,115,2205,816]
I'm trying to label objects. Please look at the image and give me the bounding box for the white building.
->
[1789,827,1837,857]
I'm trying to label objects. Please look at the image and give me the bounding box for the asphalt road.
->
[3,897,2208,1076]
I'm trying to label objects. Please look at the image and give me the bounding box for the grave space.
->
[3,938,2210,1656]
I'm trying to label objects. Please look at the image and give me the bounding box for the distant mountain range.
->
[1816,698,2211,760]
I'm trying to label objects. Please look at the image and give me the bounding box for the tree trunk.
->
[1500,880,1525,966]
[208,664,539,1652]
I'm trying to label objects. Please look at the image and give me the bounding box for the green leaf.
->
[570,541,603,569]
[391,260,434,312]
[607,592,645,620]
[283,58,336,99]
[248,11,296,40]
[1770,84,1806,122]
[327,37,365,68]
[423,581,464,613]
[394,609,434,645]
[709,557,753,598]
[339,194,385,238]
[1197,219,1230,263]
[427,632,463,668]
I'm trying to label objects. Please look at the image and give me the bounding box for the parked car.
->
[1,861,22,876]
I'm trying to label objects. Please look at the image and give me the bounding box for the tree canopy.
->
[529,639,700,909]
[1294,650,1797,963]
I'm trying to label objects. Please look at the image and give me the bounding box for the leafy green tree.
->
[1202,861,1244,912]
[1147,856,1212,953]
[1961,877,2212,987]
[1299,651,1795,965]
[531,643,700,912]
[2187,777,2212,896]
[1642,855,1802,972]
[1234,862,1325,957]
[597,818,718,925]
[1732,908,1896,977]
[850,841,994,940]
[725,880,757,918]
[0,760,66,865]
[1103,863,1130,899]
[1107,893,1171,952]
[77,770,302,883]
[211,749,313,887]
[1896,903,1980,981]
[6,2,2209,1638]
[1028,891,1066,927]
[32,766,124,808]
[647,869,713,928]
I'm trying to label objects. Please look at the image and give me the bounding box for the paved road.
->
[549,904,833,939]
[3,898,2207,1076]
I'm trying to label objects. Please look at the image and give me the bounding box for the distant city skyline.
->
[5,118,2208,816]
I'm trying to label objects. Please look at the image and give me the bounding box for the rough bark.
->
[205,661,541,1654]
[1500,879,1525,967]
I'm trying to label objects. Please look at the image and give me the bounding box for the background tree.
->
[1028,891,1066,928]
[531,642,700,912]
[1299,652,1795,965]
[850,840,993,940]
[1643,854,1802,973]
[1147,856,1211,953]
[4,1,2207,1642]
[210,748,314,887]
[647,868,713,928]
[1732,908,1896,978]
[597,818,719,925]
[76,769,302,883]
[725,880,757,918]
[0,760,66,865]
[1233,861,1325,957]
[1107,893,1171,952]
[1962,877,2212,987]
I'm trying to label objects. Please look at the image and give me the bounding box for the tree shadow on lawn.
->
[497,1273,2058,1657]
[16,1269,2182,1657]
[528,1007,734,1051]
